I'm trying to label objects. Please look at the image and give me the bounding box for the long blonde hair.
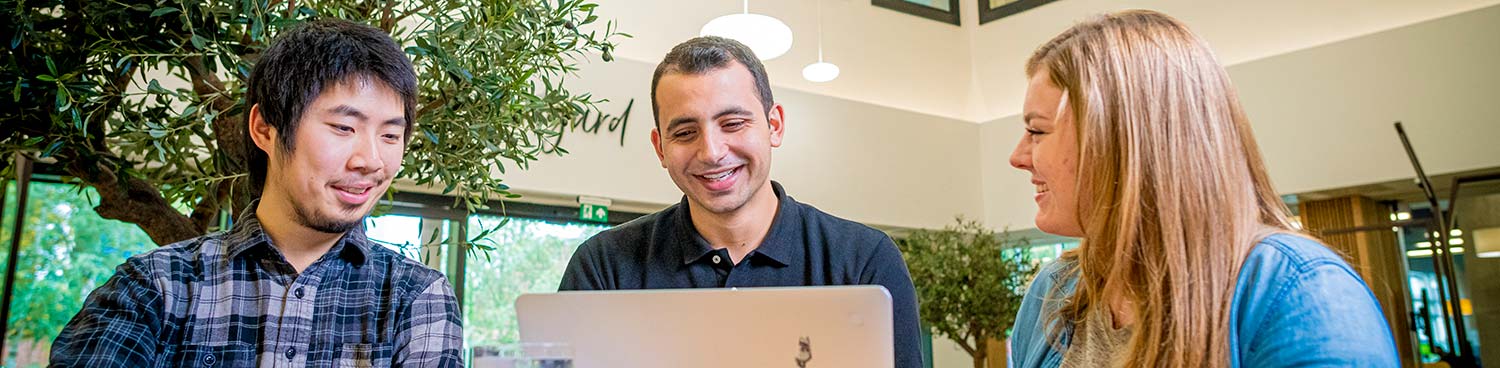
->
[1027,10,1300,367]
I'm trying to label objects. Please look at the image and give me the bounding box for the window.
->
[1,180,158,367]
[363,192,637,350]
[462,215,610,347]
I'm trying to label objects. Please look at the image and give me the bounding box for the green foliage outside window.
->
[462,215,607,348]
[0,181,157,367]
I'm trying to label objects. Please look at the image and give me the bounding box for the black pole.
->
[1394,122,1475,366]
[1424,224,1458,352]
[0,153,33,355]
[1420,290,1437,355]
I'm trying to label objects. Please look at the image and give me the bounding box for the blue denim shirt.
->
[1010,233,1399,367]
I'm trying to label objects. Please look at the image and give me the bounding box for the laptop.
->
[515,285,895,368]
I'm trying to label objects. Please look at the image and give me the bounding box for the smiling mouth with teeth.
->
[700,167,736,181]
[334,185,373,195]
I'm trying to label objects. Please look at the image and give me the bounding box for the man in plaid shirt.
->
[49,19,462,367]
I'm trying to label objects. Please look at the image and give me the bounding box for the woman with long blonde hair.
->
[1007,10,1398,368]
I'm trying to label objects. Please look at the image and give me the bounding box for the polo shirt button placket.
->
[712,255,722,264]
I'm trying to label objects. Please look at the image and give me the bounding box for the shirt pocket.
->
[164,341,257,368]
[338,342,394,368]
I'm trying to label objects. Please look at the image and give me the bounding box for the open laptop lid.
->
[515,285,895,368]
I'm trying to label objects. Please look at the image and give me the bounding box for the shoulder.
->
[573,207,669,256]
[1236,232,1369,299]
[1233,234,1398,366]
[795,201,893,245]
[121,232,226,281]
[1236,233,1367,312]
[363,243,450,294]
[1243,233,1354,273]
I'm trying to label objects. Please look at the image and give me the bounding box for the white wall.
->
[498,56,986,230]
[980,4,1500,230]
[1229,4,1500,195]
[962,0,1500,123]
[980,115,1036,231]
[589,0,977,122]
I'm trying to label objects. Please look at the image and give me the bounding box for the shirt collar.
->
[224,200,372,265]
[674,181,797,267]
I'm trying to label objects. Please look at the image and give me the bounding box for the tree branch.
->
[416,95,450,117]
[182,55,233,113]
[956,321,979,357]
[188,182,225,230]
[379,0,396,32]
[68,158,200,245]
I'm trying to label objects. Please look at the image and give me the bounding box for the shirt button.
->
[711,255,722,264]
[285,347,296,359]
[294,287,305,299]
[203,353,217,365]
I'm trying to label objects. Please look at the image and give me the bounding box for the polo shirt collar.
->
[674,181,798,267]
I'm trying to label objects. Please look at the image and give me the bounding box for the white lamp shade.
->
[700,13,793,60]
[802,62,840,82]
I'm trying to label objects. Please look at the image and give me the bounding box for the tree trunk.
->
[973,338,989,368]
[69,160,202,245]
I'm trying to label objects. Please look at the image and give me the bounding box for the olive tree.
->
[0,0,624,245]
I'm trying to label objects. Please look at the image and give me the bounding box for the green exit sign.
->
[579,203,608,222]
[578,196,612,223]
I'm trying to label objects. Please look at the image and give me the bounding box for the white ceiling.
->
[587,0,1500,123]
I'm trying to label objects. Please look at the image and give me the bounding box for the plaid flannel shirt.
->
[49,207,463,368]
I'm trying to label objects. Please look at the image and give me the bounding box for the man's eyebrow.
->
[328,105,368,121]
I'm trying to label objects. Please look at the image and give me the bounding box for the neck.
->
[688,182,780,264]
[255,192,343,273]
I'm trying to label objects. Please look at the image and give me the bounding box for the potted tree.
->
[899,218,1039,368]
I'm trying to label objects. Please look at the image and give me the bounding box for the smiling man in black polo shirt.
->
[557,36,922,368]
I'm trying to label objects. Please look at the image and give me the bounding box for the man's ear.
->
[247,104,279,159]
[766,103,785,148]
[650,127,666,168]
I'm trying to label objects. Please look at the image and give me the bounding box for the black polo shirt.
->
[559,181,923,368]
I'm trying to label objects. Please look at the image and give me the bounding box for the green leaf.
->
[150,7,180,17]
[40,141,64,158]
[45,57,57,75]
[190,34,208,49]
[147,80,168,94]
[72,109,84,132]
[37,75,56,82]
[56,92,71,111]
[251,19,265,41]
[22,136,44,147]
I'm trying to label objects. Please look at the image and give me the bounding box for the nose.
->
[1010,133,1033,171]
[347,132,385,175]
[695,128,730,165]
